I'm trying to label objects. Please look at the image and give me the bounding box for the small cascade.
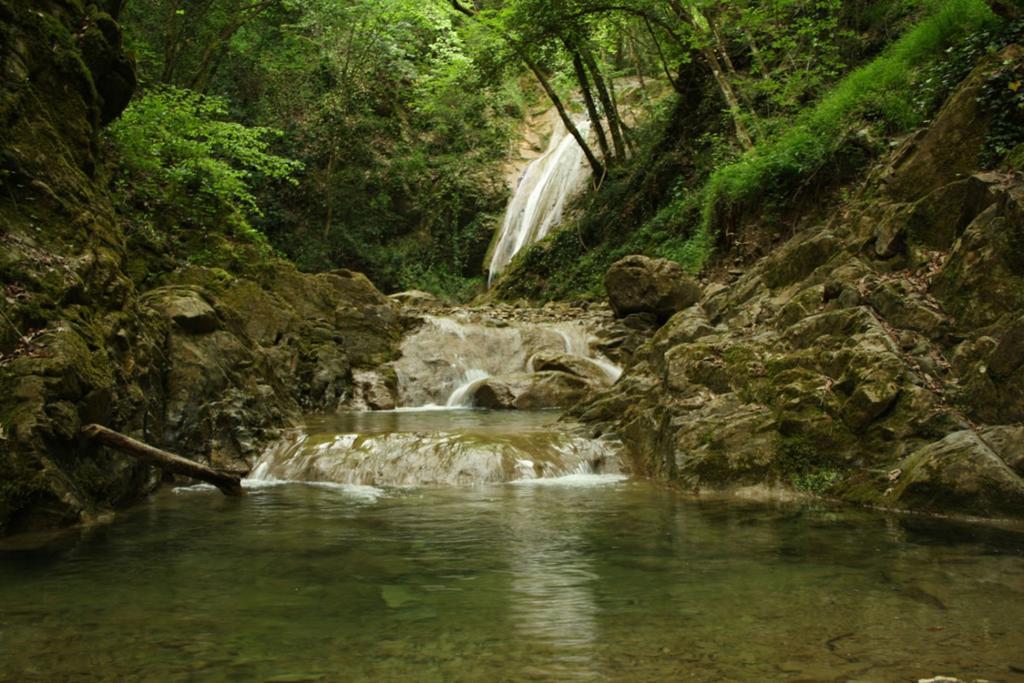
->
[248,311,626,489]
[489,119,594,284]
[390,314,620,408]
[247,412,623,488]
[446,369,489,408]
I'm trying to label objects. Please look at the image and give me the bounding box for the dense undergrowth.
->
[492,0,1006,302]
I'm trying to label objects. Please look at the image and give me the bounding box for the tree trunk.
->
[703,45,755,150]
[582,48,626,160]
[160,0,183,84]
[706,11,761,134]
[642,16,681,92]
[523,55,605,180]
[746,31,769,79]
[570,48,612,162]
[187,0,278,92]
[82,424,244,496]
[665,0,754,150]
[448,0,605,177]
[627,31,649,98]
[105,0,127,19]
[323,149,336,240]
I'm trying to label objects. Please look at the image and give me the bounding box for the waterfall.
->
[488,119,594,284]
[446,369,490,408]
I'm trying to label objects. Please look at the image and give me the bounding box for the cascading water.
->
[390,314,620,408]
[247,411,622,488]
[246,312,625,489]
[488,119,594,284]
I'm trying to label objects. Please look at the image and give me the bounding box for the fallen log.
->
[81,424,244,496]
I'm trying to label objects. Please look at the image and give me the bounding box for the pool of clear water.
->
[2,423,1024,681]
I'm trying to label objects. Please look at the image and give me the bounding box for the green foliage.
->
[111,0,1011,301]
[777,435,841,494]
[698,0,997,245]
[978,28,1024,165]
[498,0,1001,302]
[108,86,300,242]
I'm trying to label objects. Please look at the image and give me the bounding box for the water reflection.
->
[0,484,1022,681]
[505,484,602,680]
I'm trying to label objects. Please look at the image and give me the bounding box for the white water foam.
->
[510,473,630,487]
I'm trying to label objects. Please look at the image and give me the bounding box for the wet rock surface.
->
[387,303,623,410]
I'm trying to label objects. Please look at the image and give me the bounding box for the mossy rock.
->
[893,431,1024,517]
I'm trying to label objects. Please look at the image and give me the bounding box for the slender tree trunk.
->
[628,31,649,98]
[745,31,769,79]
[582,48,626,160]
[702,45,754,150]
[323,150,336,240]
[448,0,605,176]
[570,47,612,162]
[706,11,761,134]
[187,0,278,92]
[523,55,604,179]
[160,0,183,83]
[604,71,636,154]
[665,0,754,150]
[105,0,127,19]
[642,16,681,92]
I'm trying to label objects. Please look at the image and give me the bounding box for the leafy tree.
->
[108,86,300,240]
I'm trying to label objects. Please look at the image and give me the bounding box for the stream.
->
[1,476,1023,681]
[2,314,1023,681]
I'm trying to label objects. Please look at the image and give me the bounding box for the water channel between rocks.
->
[2,311,1023,682]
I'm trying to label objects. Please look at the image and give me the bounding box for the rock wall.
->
[582,48,1024,519]
[0,3,400,535]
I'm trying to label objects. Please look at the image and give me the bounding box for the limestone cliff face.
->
[0,3,401,536]
[581,48,1024,519]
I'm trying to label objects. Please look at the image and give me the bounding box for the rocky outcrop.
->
[578,52,1024,519]
[0,3,401,535]
[605,255,703,323]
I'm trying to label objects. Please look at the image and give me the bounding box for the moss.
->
[1005,143,1024,170]
[776,434,843,494]
[0,456,49,529]
[722,344,758,370]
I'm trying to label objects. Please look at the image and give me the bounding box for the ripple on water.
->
[1,484,1023,681]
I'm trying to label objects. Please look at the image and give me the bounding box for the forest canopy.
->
[108,0,1011,298]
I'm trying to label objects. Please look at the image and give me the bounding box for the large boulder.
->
[988,316,1024,381]
[892,431,1024,517]
[882,46,1023,202]
[149,288,220,334]
[604,255,702,323]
